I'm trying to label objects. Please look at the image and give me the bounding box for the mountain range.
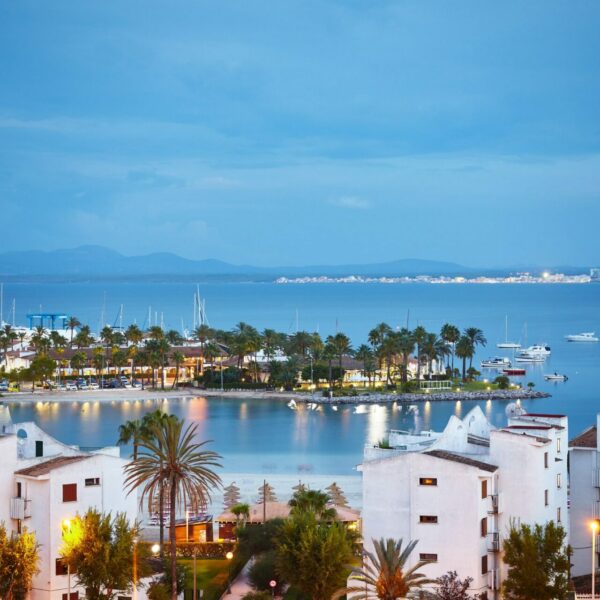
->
[0,245,589,281]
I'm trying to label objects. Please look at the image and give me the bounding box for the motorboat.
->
[544,373,568,381]
[565,332,599,342]
[503,368,526,376]
[481,357,511,369]
[519,344,551,357]
[515,353,545,363]
[497,316,521,349]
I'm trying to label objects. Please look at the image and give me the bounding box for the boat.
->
[481,357,511,369]
[497,316,521,349]
[544,373,568,381]
[565,332,599,342]
[519,344,551,357]
[503,368,526,376]
[514,353,546,363]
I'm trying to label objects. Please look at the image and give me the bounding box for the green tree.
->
[60,509,147,600]
[66,316,81,346]
[327,333,352,385]
[432,571,476,600]
[275,512,355,600]
[288,488,336,521]
[494,375,510,389]
[412,326,428,381]
[73,325,93,348]
[463,327,487,370]
[355,344,376,387]
[333,538,432,600]
[231,503,251,527]
[117,419,145,460]
[502,521,570,600]
[70,351,88,376]
[124,416,222,600]
[455,336,474,382]
[0,522,40,600]
[440,324,460,372]
[171,350,185,389]
[29,353,56,391]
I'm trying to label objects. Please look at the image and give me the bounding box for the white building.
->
[360,406,568,599]
[569,414,600,577]
[0,415,138,600]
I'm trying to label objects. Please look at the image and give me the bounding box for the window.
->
[557,437,562,454]
[419,553,438,562]
[56,558,69,576]
[557,507,562,523]
[85,478,100,487]
[16,482,21,498]
[419,477,437,486]
[481,517,488,537]
[62,483,77,502]
[419,515,438,524]
[544,489,549,506]
[557,473,562,489]
[481,479,488,499]
[62,593,79,600]
[481,555,488,575]
[544,452,549,469]
[35,440,44,457]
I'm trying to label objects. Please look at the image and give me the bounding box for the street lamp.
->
[226,551,234,593]
[593,520,599,600]
[269,579,277,599]
[151,543,161,555]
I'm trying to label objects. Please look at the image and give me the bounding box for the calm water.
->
[3,282,600,502]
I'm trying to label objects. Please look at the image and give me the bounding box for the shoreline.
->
[0,387,550,405]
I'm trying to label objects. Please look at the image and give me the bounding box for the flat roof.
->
[524,413,566,418]
[506,425,552,430]
[15,455,89,477]
[496,429,550,444]
[424,450,498,473]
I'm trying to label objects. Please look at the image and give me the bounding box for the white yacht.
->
[519,344,551,357]
[481,357,511,369]
[565,332,599,342]
[515,353,546,363]
[544,373,568,381]
[496,315,521,349]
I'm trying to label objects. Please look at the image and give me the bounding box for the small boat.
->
[497,316,521,349]
[565,332,599,342]
[520,344,551,356]
[515,353,545,363]
[544,373,568,381]
[481,357,511,369]
[503,368,526,376]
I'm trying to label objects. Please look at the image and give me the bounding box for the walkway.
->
[221,558,255,600]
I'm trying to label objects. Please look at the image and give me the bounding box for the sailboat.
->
[497,316,521,349]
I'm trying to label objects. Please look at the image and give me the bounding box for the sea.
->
[3,281,600,507]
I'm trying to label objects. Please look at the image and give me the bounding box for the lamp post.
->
[593,521,599,600]
[269,580,277,599]
[226,551,234,593]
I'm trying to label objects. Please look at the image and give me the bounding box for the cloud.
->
[330,196,371,210]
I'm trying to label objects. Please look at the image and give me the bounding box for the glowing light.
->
[151,543,161,554]
[226,551,234,560]
[542,271,550,279]
[591,521,599,532]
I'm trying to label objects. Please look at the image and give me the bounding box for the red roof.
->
[570,426,597,449]
[506,425,552,430]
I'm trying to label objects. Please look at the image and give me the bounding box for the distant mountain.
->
[0,245,526,280]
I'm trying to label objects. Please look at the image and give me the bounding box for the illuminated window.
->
[419,515,438,524]
[419,477,437,486]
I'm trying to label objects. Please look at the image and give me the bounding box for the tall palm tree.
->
[124,417,222,600]
[455,336,474,381]
[440,323,460,372]
[355,344,376,388]
[327,333,352,385]
[171,350,185,389]
[396,329,415,384]
[333,538,432,600]
[464,327,487,369]
[125,324,143,383]
[288,489,337,521]
[368,322,392,351]
[66,316,81,346]
[412,326,427,381]
[116,418,144,460]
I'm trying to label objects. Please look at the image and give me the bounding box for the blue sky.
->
[1,1,600,267]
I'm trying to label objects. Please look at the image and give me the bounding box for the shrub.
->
[494,375,510,389]
[248,551,282,592]
[242,592,272,600]
[147,582,170,600]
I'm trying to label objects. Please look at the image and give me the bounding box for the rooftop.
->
[524,413,567,418]
[506,425,553,430]
[15,455,89,477]
[216,501,360,523]
[570,426,597,449]
[424,450,498,472]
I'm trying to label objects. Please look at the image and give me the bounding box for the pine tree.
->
[223,482,241,510]
[326,482,349,507]
[257,481,277,503]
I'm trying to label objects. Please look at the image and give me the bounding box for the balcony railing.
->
[10,497,31,520]
[488,568,499,590]
[488,494,499,514]
[487,531,500,552]
[593,469,600,488]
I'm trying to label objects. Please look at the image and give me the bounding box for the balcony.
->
[10,497,31,520]
[488,494,499,514]
[488,568,499,590]
[487,531,500,552]
[594,469,600,488]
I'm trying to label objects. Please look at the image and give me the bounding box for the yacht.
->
[515,351,546,363]
[544,373,568,381]
[519,344,551,357]
[496,316,521,349]
[481,357,511,369]
[565,332,599,342]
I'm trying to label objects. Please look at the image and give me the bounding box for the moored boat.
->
[481,357,511,369]
[565,332,599,342]
[544,373,568,381]
[503,368,526,376]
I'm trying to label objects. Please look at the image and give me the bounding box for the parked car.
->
[88,380,100,390]
[0,380,9,392]
[132,380,142,389]
[65,382,78,391]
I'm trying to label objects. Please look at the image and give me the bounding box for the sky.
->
[1,1,600,268]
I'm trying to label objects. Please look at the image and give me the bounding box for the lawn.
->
[178,558,231,600]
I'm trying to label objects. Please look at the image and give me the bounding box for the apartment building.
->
[569,414,600,577]
[0,419,137,600]
[360,406,568,599]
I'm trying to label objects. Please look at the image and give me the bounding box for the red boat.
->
[503,368,526,376]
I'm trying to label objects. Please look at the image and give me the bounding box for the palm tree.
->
[455,336,474,381]
[125,324,143,383]
[116,418,145,460]
[464,327,487,369]
[124,417,222,600]
[440,323,460,372]
[66,316,81,346]
[368,322,392,350]
[334,538,432,600]
[355,344,376,387]
[327,333,352,385]
[395,329,415,384]
[99,325,114,348]
[421,333,449,379]
[147,325,165,340]
[412,326,427,381]
[70,352,87,377]
[171,350,185,389]
[289,489,337,521]
[73,325,93,349]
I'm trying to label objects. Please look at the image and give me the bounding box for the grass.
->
[178,558,231,600]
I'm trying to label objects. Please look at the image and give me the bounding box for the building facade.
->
[360,406,568,598]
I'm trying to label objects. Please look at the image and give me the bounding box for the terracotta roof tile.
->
[424,450,498,472]
[570,426,597,449]
[15,455,89,477]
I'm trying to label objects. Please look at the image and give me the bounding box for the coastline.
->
[0,387,550,405]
